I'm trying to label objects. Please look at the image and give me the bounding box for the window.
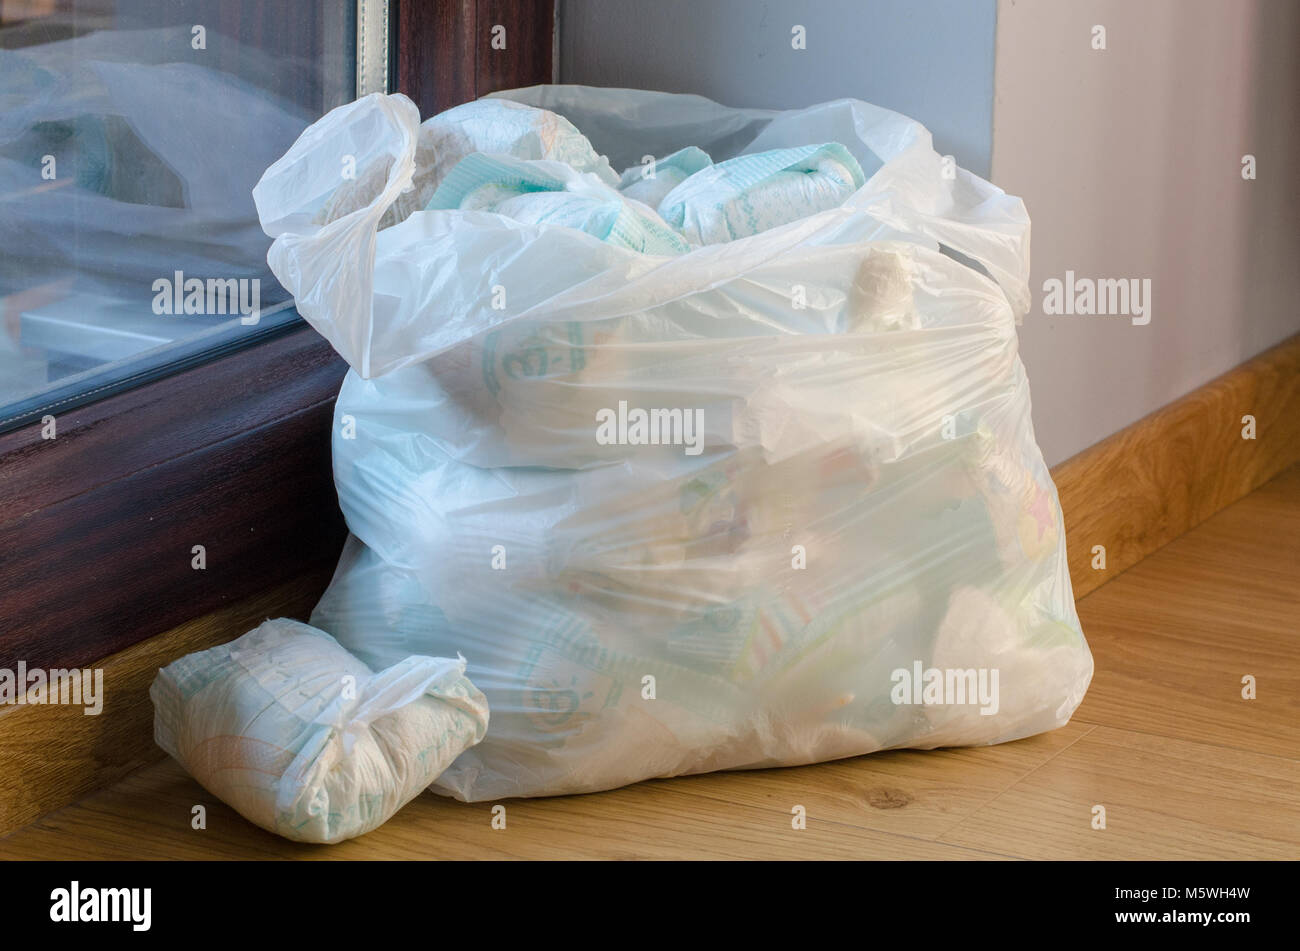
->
[0,0,553,682]
[0,0,365,431]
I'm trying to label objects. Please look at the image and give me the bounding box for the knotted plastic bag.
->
[151,618,488,841]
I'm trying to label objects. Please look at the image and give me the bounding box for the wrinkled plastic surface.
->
[151,618,489,841]
[254,87,1092,801]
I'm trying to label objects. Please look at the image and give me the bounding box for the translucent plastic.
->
[254,87,1092,801]
[151,619,488,841]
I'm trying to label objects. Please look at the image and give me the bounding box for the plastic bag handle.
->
[253,93,421,377]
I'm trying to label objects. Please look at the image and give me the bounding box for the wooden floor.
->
[3,466,1297,860]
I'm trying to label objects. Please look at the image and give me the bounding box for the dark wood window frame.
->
[0,0,556,672]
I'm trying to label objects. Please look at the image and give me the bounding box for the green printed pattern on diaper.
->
[428,152,690,254]
[482,321,586,396]
[659,143,866,243]
[427,152,566,210]
[514,603,751,730]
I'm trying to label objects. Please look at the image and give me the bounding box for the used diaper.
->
[419,97,620,192]
[150,618,489,843]
[618,146,713,210]
[427,152,691,255]
[658,143,866,245]
[319,97,620,230]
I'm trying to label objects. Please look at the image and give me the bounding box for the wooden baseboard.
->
[2,334,1296,838]
[0,568,333,838]
[1054,333,1300,599]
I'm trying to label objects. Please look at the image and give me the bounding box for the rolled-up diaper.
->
[658,143,865,245]
[150,618,489,843]
[318,97,620,230]
[618,146,713,210]
[420,97,620,191]
[428,152,691,255]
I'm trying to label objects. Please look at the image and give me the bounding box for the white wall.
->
[557,0,1299,467]
[558,0,997,176]
[995,0,1300,464]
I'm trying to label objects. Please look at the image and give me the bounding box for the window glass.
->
[0,0,359,431]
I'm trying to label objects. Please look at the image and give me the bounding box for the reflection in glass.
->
[0,0,357,425]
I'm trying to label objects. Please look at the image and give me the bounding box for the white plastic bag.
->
[151,618,488,841]
[254,87,1091,801]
